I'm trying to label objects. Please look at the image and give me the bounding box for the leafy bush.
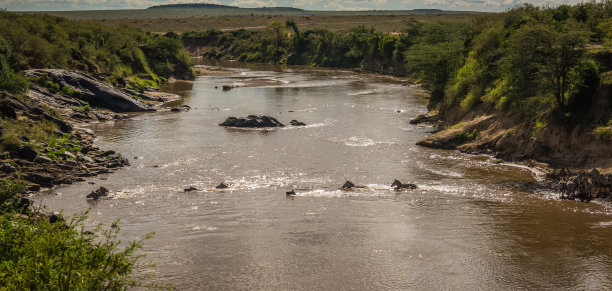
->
[593,126,612,140]
[46,133,82,160]
[0,212,152,290]
[0,181,153,290]
[72,104,91,113]
[0,180,26,212]
[0,119,57,152]
[0,10,194,92]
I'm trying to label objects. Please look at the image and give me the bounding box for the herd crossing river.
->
[35,61,612,289]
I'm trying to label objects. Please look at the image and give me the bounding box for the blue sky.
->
[0,0,585,12]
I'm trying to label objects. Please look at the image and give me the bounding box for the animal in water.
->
[216,182,229,189]
[391,179,417,190]
[286,190,296,196]
[341,181,355,189]
[341,181,367,190]
[87,186,109,200]
[184,186,197,192]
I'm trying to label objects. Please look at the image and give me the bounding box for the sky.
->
[0,0,587,12]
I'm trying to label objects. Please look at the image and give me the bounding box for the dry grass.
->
[45,14,483,33]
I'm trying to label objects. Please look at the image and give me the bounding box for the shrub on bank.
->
[0,181,152,290]
[0,10,194,93]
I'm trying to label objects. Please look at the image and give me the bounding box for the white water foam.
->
[312,135,396,147]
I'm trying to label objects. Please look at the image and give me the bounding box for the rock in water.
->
[219,115,285,128]
[87,186,109,200]
[342,181,355,189]
[216,182,229,189]
[286,190,296,196]
[184,186,197,192]
[171,105,191,112]
[289,120,306,126]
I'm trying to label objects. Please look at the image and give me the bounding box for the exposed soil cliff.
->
[414,83,612,202]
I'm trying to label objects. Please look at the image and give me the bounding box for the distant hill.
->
[32,5,480,20]
[148,3,237,9]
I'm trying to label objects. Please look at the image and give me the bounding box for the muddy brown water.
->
[35,61,612,289]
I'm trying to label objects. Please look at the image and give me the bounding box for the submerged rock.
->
[391,179,417,190]
[171,105,191,112]
[289,120,306,126]
[86,186,109,200]
[219,115,285,128]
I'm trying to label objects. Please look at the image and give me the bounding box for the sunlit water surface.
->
[36,62,612,289]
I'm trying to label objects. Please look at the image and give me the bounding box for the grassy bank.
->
[0,10,194,94]
[0,10,198,286]
[89,14,480,34]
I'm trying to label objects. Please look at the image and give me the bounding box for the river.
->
[35,62,612,289]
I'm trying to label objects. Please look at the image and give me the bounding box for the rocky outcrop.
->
[410,113,440,125]
[26,69,154,112]
[0,93,130,191]
[0,94,73,132]
[219,115,285,128]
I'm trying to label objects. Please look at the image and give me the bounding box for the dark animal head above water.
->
[342,181,355,189]
[391,179,403,188]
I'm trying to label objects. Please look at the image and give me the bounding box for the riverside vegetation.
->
[195,2,612,168]
[1,2,612,287]
[0,10,195,288]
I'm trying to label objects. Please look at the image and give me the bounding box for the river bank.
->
[411,109,612,202]
[0,69,186,194]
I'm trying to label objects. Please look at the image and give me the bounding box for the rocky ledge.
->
[415,112,612,202]
[0,93,129,191]
[1,69,184,192]
[26,69,154,112]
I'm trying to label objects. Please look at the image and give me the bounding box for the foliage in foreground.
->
[0,181,153,289]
